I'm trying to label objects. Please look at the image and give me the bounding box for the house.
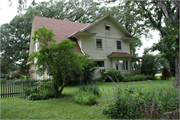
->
[29,14,140,80]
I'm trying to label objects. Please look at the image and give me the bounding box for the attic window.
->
[105,24,111,30]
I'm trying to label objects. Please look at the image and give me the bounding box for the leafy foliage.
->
[73,91,97,105]
[29,27,86,96]
[123,74,147,82]
[161,68,172,80]
[102,69,123,82]
[73,82,100,105]
[141,54,158,76]
[102,83,179,119]
[72,59,97,83]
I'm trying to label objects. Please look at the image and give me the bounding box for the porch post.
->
[129,58,132,74]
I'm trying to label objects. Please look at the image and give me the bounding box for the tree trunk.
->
[59,81,68,95]
[171,54,180,89]
[171,39,180,89]
[59,75,68,95]
[166,59,171,73]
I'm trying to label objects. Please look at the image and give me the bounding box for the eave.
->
[121,37,137,41]
[68,31,96,38]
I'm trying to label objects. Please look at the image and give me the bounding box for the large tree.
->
[29,27,86,95]
[1,0,101,72]
[134,0,179,88]
[103,0,179,88]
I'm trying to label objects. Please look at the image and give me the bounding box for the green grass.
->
[1,77,178,119]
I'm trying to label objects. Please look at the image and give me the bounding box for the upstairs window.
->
[117,41,121,49]
[96,39,102,48]
[105,24,111,30]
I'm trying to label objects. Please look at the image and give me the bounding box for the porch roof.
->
[108,52,135,58]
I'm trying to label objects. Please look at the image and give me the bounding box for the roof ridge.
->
[34,16,89,25]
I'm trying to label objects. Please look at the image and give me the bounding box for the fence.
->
[0,80,50,98]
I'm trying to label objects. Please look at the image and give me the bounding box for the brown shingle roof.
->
[108,52,134,57]
[34,16,90,54]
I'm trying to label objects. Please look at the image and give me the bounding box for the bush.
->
[161,67,171,80]
[102,96,141,119]
[133,75,146,81]
[141,54,158,76]
[102,83,179,119]
[28,93,45,100]
[5,74,10,80]
[12,72,20,79]
[72,59,97,83]
[73,82,100,105]
[73,91,97,105]
[23,87,38,96]
[122,74,146,82]
[78,83,100,97]
[102,69,123,82]
[145,74,156,80]
[27,89,56,100]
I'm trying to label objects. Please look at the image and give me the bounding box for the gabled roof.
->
[34,16,90,43]
[34,16,90,54]
[69,14,135,38]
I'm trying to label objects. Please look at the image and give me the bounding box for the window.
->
[126,61,128,70]
[116,61,118,70]
[117,41,121,49]
[115,60,128,70]
[119,60,125,70]
[105,24,111,30]
[96,39,102,48]
[95,61,104,67]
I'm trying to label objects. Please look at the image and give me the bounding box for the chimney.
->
[63,18,69,21]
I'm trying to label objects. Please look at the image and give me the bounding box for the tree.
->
[134,0,179,88]
[106,0,179,88]
[141,54,159,76]
[1,0,101,75]
[29,27,86,95]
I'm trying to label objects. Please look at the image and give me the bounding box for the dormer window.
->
[105,24,111,30]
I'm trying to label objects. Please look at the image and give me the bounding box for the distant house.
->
[15,70,19,73]
[29,14,140,80]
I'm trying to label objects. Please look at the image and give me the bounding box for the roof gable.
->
[80,14,132,37]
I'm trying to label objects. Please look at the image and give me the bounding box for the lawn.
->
[1,77,178,119]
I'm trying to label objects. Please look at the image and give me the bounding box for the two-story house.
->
[29,14,139,80]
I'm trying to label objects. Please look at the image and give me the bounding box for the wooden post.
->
[1,82,2,98]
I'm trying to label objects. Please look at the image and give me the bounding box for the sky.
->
[0,0,160,57]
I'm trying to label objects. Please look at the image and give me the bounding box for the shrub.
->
[145,74,156,80]
[5,74,10,80]
[161,67,171,80]
[12,72,21,79]
[78,83,100,97]
[28,93,45,100]
[73,91,97,105]
[141,54,158,76]
[102,83,179,119]
[133,75,146,81]
[23,87,38,96]
[73,82,100,105]
[102,69,123,82]
[27,89,56,100]
[122,74,146,82]
[102,96,141,119]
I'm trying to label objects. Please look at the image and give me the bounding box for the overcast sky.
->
[0,0,160,57]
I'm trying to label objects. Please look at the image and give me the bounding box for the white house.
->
[29,14,140,80]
